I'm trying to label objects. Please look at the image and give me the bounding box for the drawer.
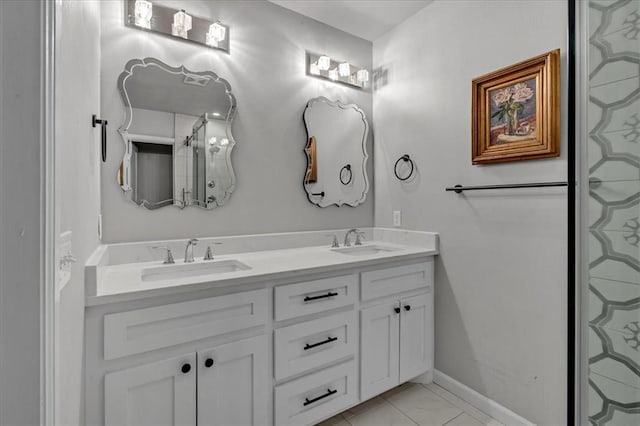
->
[274,360,357,426]
[361,261,433,302]
[275,311,357,380]
[104,289,267,360]
[274,275,357,321]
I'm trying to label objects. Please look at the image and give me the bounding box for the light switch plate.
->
[393,211,402,227]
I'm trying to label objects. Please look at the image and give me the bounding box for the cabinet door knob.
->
[204,358,214,368]
[394,307,401,314]
[404,305,411,311]
[181,363,191,374]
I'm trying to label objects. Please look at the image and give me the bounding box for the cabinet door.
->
[105,353,196,426]
[197,335,268,426]
[360,301,400,400]
[399,292,433,382]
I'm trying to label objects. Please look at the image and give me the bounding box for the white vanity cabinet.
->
[360,263,434,401]
[104,335,267,426]
[86,256,435,426]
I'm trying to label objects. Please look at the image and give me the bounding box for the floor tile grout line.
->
[380,395,420,425]
[442,412,466,426]
[421,383,500,426]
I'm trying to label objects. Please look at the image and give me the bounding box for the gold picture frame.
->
[471,49,560,165]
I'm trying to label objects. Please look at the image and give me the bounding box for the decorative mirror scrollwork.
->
[303,97,369,207]
[117,57,237,210]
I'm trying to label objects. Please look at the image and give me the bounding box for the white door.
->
[197,335,268,426]
[399,293,433,382]
[360,301,400,400]
[104,353,196,426]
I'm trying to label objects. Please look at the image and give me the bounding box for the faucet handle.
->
[151,246,175,264]
[326,234,339,248]
[355,231,365,246]
[203,242,222,261]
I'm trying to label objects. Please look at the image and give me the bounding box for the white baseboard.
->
[433,370,536,426]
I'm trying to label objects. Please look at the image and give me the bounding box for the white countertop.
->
[87,241,437,307]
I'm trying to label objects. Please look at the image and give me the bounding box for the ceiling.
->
[268,0,432,41]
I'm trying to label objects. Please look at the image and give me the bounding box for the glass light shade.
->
[338,62,351,77]
[220,138,229,146]
[206,22,226,46]
[356,69,369,83]
[310,61,320,75]
[317,55,331,71]
[328,68,339,81]
[134,0,152,29]
[172,10,192,39]
[208,137,217,146]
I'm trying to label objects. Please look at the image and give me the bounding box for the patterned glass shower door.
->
[586,0,640,424]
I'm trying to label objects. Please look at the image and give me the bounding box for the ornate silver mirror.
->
[117,57,236,210]
[303,97,369,207]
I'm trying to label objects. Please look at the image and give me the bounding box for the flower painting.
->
[489,78,537,145]
[471,49,560,164]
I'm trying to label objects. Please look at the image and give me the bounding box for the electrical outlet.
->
[393,211,402,227]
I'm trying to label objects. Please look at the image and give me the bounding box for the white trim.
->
[433,370,536,426]
[40,0,56,424]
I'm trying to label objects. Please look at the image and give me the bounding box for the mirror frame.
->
[303,97,370,207]
[116,57,237,210]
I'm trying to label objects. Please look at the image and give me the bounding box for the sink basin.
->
[141,260,251,282]
[331,244,400,256]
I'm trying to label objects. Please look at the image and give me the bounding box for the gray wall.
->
[372,1,567,424]
[55,1,102,425]
[0,1,44,424]
[100,0,373,243]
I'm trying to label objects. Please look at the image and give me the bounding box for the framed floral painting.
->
[471,49,560,164]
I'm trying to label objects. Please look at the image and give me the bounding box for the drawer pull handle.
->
[304,336,338,351]
[394,307,401,314]
[181,363,191,374]
[404,305,411,311]
[304,292,338,302]
[303,388,338,406]
[204,358,214,368]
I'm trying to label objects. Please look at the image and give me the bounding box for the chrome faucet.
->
[343,229,364,247]
[184,238,198,263]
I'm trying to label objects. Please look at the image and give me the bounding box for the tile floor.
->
[317,383,504,426]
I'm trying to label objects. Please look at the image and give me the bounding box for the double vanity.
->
[84,228,438,425]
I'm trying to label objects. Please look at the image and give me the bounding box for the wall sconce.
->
[306,52,369,89]
[126,0,230,52]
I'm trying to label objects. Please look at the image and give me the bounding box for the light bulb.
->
[206,22,226,47]
[172,10,192,39]
[338,62,350,77]
[134,0,152,29]
[328,68,339,81]
[356,69,369,83]
[208,137,217,146]
[220,138,229,146]
[317,55,331,71]
[310,61,320,75]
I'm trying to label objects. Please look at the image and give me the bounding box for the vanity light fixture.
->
[356,69,369,84]
[125,0,230,53]
[306,52,369,89]
[134,0,152,29]
[317,55,331,71]
[338,62,351,77]
[172,9,192,39]
[206,22,226,47]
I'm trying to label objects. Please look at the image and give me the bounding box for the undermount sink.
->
[141,259,251,282]
[331,244,400,256]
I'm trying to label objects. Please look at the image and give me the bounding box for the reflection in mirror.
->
[303,97,369,207]
[117,57,236,210]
